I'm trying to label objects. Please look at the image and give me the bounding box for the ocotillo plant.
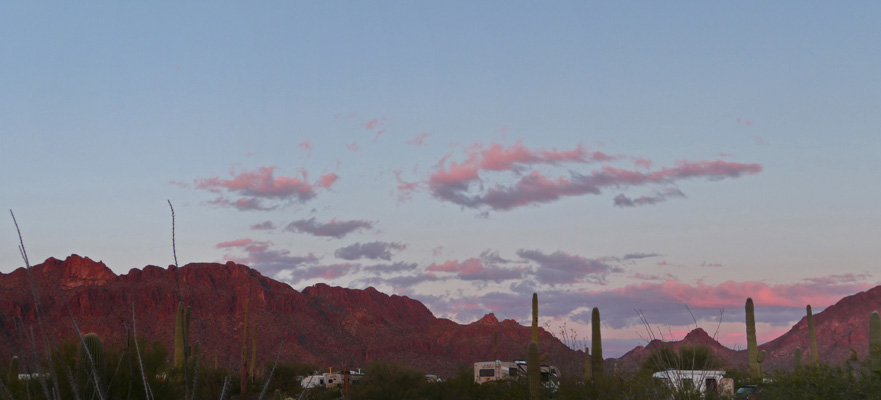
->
[532,293,539,343]
[869,311,881,370]
[807,305,818,364]
[591,307,603,383]
[745,298,760,376]
[794,347,802,371]
[527,341,540,400]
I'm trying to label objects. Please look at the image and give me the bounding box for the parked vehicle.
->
[734,384,760,400]
[473,359,559,389]
[651,369,733,397]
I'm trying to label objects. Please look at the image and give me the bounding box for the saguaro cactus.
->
[527,341,540,400]
[174,300,191,368]
[531,293,539,343]
[241,299,250,395]
[250,324,258,381]
[745,298,762,376]
[807,305,818,364]
[591,307,603,383]
[794,347,802,371]
[8,356,19,384]
[869,311,881,370]
[584,347,591,383]
[78,333,105,399]
[493,332,498,361]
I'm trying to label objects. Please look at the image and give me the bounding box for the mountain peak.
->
[475,313,499,325]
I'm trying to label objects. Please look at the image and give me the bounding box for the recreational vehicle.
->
[651,369,733,396]
[473,360,559,388]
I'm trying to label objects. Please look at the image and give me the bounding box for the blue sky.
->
[2,2,880,356]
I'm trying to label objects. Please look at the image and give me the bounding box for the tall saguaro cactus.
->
[584,347,591,384]
[250,324,258,381]
[174,301,191,368]
[591,307,603,383]
[745,298,761,376]
[241,299,250,395]
[794,347,802,371]
[527,341,540,400]
[531,293,539,343]
[806,305,818,364]
[869,311,881,370]
[8,356,19,385]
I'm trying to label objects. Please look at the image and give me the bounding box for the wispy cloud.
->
[250,221,277,231]
[416,141,761,211]
[406,133,432,146]
[426,258,526,283]
[285,217,374,239]
[194,166,339,210]
[614,188,685,207]
[335,241,406,261]
[363,261,419,274]
[517,249,622,285]
[216,238,318,276]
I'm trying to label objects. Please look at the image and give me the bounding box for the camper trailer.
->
[473,360,559,388]
[651,369,733,396]
[300,369,364,389]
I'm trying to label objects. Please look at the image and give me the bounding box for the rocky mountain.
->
[0,255,582,377]
[611,286,881,373]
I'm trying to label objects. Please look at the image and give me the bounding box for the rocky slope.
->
[0,255,582,377]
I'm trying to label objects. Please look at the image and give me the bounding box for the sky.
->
[2,2,881,357]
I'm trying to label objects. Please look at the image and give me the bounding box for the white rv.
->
[651,369,733,396]
[473,360,558,388]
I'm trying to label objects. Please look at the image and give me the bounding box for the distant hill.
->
[610,286,881,372]
[0,255,582,377]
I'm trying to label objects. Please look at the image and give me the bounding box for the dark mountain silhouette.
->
[0,255,582,377]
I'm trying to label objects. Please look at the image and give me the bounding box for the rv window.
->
[479,369,495,377]
[508,367,518,376]
[705,378,717,391]
[541,372,549,382]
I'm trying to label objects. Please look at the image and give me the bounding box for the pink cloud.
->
[316,173,338,188]
[216,238,266,249]
[700,261,723,268]
[426,258,525,283]
[365,118,383,130]
[285,217,374,239]
[426,152,761,211]
[347,142,361,151]
[633,157,653,170]
[406,133,432,146]
[299,141,312,150]
[194,167,338,210]
[393,170,421,203]
[169,180,189,188]
[737,117,754,127]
